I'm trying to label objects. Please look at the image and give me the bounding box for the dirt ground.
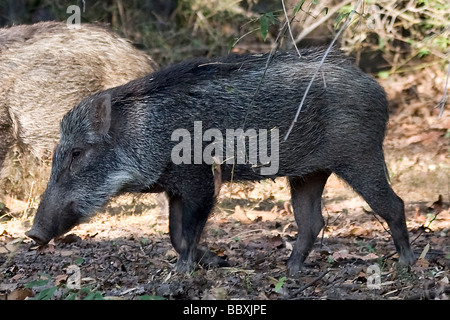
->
[0,67,449,300]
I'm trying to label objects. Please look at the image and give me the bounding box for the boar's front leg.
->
[167,186,228,273]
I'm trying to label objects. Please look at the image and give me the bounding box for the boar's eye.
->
[69,149,83,172]
[71,149,82,159]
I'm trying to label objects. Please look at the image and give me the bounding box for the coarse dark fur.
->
[27,48,415,275]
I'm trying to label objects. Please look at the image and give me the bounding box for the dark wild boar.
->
[26,48,415,275]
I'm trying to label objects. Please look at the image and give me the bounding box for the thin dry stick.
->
[294,0,354,44]
[230,15,299,191]
[241,3,305,130]
[281,0,301,57]
[284,0,363,141]
[434,60,450,118]
[290,269,330,297]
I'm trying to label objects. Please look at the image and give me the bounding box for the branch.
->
[434,60,450,118]
[289,269,329,297]
[281,0,301,57]
[294,0,353,44]
[284,0,363,141]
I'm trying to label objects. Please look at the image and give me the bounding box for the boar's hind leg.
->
[167,189,228,273]
[287,171,330,276]
[333,159,415,266]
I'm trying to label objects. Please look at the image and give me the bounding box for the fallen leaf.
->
[233,205,251,224]
[0,245,8,254]
[210,287,228,300]
[332,250,378,261]
[413,207,427,223]
[7,288,33,300]
[267,235,283,249]
[165,248,177,259]
[419,243,430,260]
[416,258,429,268]
[332,250,351,260]
[246,210,277,221]
[406,131,442,145]
[428,195,444,214]
[0,229,12,237]
[11,274,23,281]
[54,274,68,286]
[283,201,292,214]
[37,243,55,254]
[349,227,369,237]
[285,241,293,252]
[60,250,74,257]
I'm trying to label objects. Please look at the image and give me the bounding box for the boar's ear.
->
[91,93,111,136]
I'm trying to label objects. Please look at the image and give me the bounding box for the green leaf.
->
[138,295,166,300]
[378,37,386,51]
[293,0,307,15]
[267,12,276,24]
[84,291,104,300]
[228,38,236,52]
[327,255,334,264]
[275,276,286,292]
[260,15,268,41]
[377,71,390,79]
[64,292,78,300]
[33,287,57,300]
[25,279,49,288]
[25,273,52,288]
[418,47,430,58]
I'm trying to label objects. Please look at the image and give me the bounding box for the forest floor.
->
[0,66,449,301]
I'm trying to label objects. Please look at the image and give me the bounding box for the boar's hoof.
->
[287,259,304,276]
[175,248,230,273]
[399,249,416,267]
[175,258,196,274]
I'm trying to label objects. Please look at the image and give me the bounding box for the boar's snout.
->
[27,197,83,246]
[25,228,52,246]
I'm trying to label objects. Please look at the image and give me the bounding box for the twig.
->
[371,212,392,236]
[294,0,353,44]
[434,60,449,118]
[281,0,301,57]
[290,269,329,297]
[230,9,302,188]
[410,209,442,246]
[241,1,307,130]
[284,0,363,141]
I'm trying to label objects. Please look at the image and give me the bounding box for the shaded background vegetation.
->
[1,0,448,72]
